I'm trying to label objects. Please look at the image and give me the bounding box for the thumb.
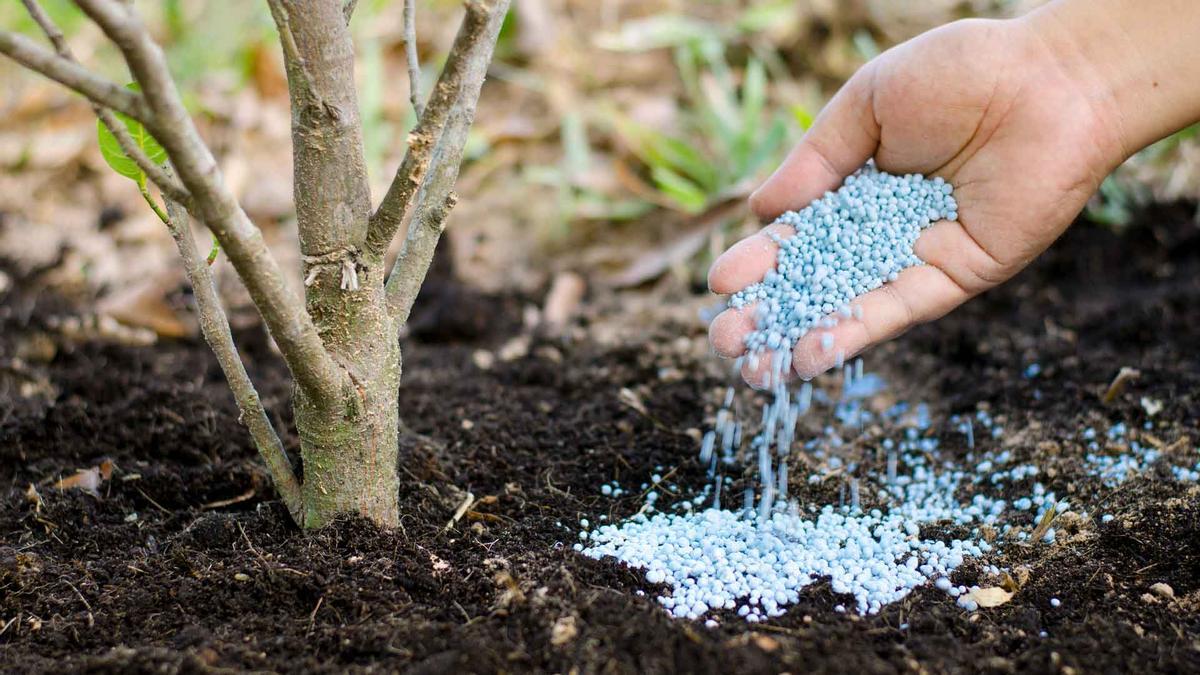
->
[750,64,882,222]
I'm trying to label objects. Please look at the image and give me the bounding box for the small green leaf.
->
[594,15,725,52]
[206,236,220,265]
[561,112,591,179]
[740,59,766,132]
[651,165,707,214]
[735,0,796,33]
[791,105,814,131]
[610,110,719,192]
[852,29,881,61]
[740,117,788,180]
[96,84,166,182]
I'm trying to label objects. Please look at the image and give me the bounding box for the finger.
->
[749,66,881,222]
[791,263,970,379]
[708,304,756,358]
[707,223,794,295]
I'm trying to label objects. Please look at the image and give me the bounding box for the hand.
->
[707,16,1128,386]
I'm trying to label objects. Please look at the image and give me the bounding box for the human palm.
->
[708,18,1126,384]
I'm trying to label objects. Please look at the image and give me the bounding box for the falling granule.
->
[577,163,1200,623]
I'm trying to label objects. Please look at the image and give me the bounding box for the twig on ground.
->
[443,490,477,532]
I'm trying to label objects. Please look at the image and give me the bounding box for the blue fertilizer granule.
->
[576,162,1198,624]
[582,381,1200,622]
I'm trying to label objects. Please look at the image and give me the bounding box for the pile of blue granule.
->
[574,163,1198,626]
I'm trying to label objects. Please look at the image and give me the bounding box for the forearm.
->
[1024,0,1200,161]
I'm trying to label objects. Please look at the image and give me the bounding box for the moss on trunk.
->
[297,256,402,529]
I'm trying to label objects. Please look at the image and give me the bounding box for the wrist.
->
[1021,0,1200,163]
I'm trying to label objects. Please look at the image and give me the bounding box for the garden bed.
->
[2,205,1199,673]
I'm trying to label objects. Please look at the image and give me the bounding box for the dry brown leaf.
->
[606,199,748,288]
[618,387,648,416]
[606,226,709,288]
[1102,367,1141,405]
[752,634,780,652]
[965,586,1013,608]
[97,275,191,339]
[542,272,586,328]
[550,614,578,646]
[54,467,102,496]
[249,41,289,99]
[999,572,1021,593]
[24,484,44,513]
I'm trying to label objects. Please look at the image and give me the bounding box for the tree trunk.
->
[295,256,402,529]
[268,0,399,529]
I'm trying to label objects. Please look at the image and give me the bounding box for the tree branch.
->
[269,0,372,263]
[343,0,360,24]
[365,0,509,258]
[19,0,190,206]
[74,0,347,403]
[0,28,149,122]
[386,190,456,322]
[403,0,423,119]
[162,194,304,522]
[384,0,511,318]
[264,0,314,100]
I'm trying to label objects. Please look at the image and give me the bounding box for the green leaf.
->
[206,236,220,265]
[740,117,788,180]
[740,59,766,135]
[852,29,881,61]
[615,115,718,191]
[673,45,701,103]
[574,192,655,221]
[96,85,166,183]
[651,165,708,214]
[594,15,726,52]
[791,104,814,131]
[647,134,719,191]
[735,0,797,33]
[561,112,591,180]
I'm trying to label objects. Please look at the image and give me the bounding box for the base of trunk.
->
[295,347,401,530]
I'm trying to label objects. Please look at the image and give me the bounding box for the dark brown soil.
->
[2,206,1200,674]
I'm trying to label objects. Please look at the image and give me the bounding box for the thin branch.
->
[22,0,301,519]
[0,28,148,122]
[161,192,304,522]
[387,191,456,322]
[385,0,511,317]
[74,0,347,403]
[365,0,508,258]
[19,0,190,206]
[264,0,316,102]
[403,0,423,119]
[343,0,360,24]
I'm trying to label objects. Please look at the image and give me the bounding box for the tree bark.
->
[273,0,400,527]
[294,322,400,529]
[4,0,511,530]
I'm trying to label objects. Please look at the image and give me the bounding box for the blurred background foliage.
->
[0,0,1196,339]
